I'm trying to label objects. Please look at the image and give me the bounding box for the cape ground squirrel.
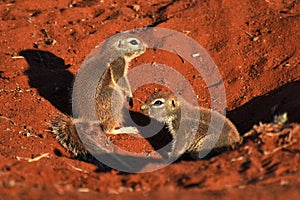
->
[140,92,242,159]
[93,36,146,134]
[51,35,147,161]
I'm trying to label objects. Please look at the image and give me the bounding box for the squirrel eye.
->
[153,100,163,106]
[129,39,138,45]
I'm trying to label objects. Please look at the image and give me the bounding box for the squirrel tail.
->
[50,115,106,169]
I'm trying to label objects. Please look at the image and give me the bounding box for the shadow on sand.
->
[227,80,300,134]
[20,49,74,115]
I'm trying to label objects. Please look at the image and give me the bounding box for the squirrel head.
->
[113,37,147,59]
[140,92,180,123]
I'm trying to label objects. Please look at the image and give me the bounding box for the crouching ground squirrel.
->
[140,92,242,159]
[51,35,147,160]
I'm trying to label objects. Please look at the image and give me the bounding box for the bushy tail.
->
[50,115,105,168]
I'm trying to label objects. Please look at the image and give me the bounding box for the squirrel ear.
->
[117,40,122,48]
[171,99,176,107]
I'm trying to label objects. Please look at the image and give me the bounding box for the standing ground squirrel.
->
[92,36,146,134]
[51,35,147,161]
[140,92,242,159]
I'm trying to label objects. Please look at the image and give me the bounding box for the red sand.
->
[0,0,299,199]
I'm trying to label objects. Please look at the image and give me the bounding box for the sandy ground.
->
[0,0,300,199]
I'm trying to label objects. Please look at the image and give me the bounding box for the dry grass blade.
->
[16,153,50,162]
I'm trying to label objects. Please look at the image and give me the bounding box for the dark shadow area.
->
[175,146,236,162]
[91,152,175,173]
[73,149,164,173]
[20,49,74,115]
[53,148,63,157]
[227,80,300,134]
[128,110,173,158]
